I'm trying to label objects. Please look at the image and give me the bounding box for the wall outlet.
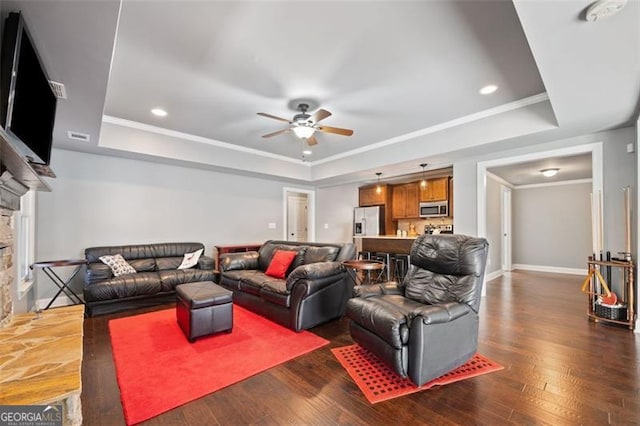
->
[268,222,276,229]
[323,223,329,229]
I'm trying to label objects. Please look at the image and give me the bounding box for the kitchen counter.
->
[353,235,418,255]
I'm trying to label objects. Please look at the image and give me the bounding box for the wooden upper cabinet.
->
[359,185,387,206]
[392,183,419,219]
[419,177,449,202]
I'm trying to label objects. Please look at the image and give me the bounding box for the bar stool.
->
[393,254,410,283]
[371,252,392,282]
[357,251,372,260]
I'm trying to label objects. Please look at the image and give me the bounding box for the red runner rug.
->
[109,305,329,425]
[331,344,503,403]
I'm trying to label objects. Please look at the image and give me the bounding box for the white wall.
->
[34,149,307,300]
[512,182,591,269]
[485,175,502,274]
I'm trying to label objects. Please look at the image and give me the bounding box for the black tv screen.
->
[1,12,56,165]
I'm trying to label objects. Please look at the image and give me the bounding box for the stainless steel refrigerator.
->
[354,206,385,236]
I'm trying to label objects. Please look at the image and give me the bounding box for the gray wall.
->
[34,149,309,300]
[28,126,638,308]
[512,182,591,269]
[454,127,636,258]
[315,183,358,243]
[485,175,503,274]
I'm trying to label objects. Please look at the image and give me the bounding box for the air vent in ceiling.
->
[67,131,90,142]
[48,80,67,99]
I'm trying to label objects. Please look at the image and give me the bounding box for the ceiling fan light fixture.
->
[292,125,315,139]
[541,168,559,177]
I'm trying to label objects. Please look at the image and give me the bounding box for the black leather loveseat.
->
[84,242,217,316]
[219,240,356,331]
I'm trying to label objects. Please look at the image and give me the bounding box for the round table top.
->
[31,259,88,268]
[341,259,385,270]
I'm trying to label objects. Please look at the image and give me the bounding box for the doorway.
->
[501,186,512,272]
[477,142,603,286]
[283,187,315,242]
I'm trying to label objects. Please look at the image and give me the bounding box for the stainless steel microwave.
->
[419,201,448,218]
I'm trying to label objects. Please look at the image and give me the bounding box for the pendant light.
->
[419,163,428,188]
[375,172,382,194]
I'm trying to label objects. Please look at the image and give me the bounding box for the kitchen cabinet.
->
[359,185,388,207]
[420,177,449,202]
[392,183,419,219]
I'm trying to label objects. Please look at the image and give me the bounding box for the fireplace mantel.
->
[0,129,51,205]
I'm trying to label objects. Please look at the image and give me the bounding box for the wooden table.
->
[342,259,386,286]
[0,305,84,425]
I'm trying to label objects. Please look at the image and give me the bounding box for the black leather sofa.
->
[84,242,217,316]
[219,240,356,331]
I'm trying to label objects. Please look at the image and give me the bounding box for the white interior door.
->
[287,194,308,242]
[501,187,512,271]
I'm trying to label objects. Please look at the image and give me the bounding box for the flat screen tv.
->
[0,11,56,165]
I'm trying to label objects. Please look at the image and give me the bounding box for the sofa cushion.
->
[303,246,340,264]
[265,250,297,279]
[156,257,183,271]
[258,243,306,272]
[178,248,204,269]
[128,258,156,273]
[99,254,137,277]
[260,288,290,307]
[158,269,217,292]
[84,272,162,302]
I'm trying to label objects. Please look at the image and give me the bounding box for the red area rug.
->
[109,305,329,425]
[331,344,503,403]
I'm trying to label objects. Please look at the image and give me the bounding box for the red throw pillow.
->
[265,250,298,279]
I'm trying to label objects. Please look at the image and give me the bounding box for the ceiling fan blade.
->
[312,108,332,123]
[316,125,354,136]
[262,128,292,138]
[257,112,291,123]
[306,134,318,146]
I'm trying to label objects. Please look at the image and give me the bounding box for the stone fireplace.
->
[0,171,30,327]
[0,208,13,327]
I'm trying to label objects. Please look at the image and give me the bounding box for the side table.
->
[341,259,386,286]
[30,259,88,310]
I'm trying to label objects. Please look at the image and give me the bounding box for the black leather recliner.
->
[346,234,489,386]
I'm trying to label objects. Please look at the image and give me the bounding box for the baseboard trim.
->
[512,264,586,276]
[485,270,504,282]
[36,296,73,310]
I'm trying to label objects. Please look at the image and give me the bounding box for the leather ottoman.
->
[176,281,233,342]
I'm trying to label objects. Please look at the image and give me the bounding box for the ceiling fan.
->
[257,103,354,146]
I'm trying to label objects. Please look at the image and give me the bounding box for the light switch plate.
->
[268,223,276,229]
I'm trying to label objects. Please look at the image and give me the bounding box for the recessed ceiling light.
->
[151,108,168,117]
[303,150,312,155]
[541,168,559,177]
[479,84,498,95]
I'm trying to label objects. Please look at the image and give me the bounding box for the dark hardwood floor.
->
[82,271,640,425]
